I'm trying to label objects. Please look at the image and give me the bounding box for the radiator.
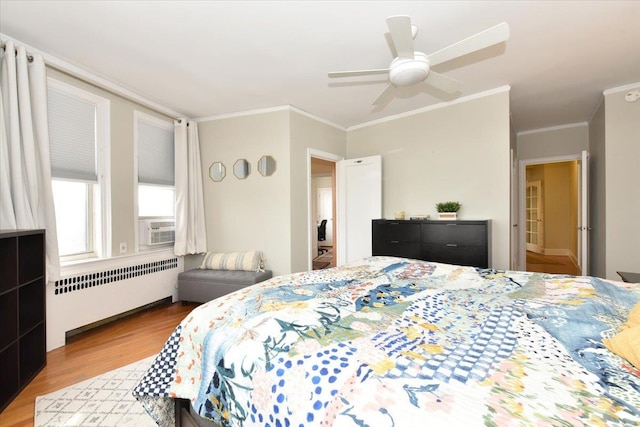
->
[53,258,178,295]
[46,254,183,351]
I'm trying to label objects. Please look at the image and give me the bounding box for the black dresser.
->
[372,219,490,268]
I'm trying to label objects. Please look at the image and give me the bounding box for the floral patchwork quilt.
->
[134,257,640,426]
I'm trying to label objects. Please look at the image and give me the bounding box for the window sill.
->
[59,247,178,278]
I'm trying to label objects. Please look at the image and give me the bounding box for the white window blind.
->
[48,89,97,181]
[138,121,174,186]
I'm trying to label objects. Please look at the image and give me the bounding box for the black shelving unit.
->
[0,229,46,412]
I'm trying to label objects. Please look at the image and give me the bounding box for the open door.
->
[578,150,589,275]
[510,149,519,270]
[525,180,544,253]
[336,155,382,266]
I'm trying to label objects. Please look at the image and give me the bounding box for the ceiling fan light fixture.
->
[328,17,509,105]
[389,52,430,87]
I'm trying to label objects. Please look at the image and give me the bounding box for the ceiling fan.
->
[328,16,510,106]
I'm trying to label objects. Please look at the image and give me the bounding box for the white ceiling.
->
[1,1,639,132]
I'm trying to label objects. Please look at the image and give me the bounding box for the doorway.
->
[311,157,336,270]
[519,154,586,275]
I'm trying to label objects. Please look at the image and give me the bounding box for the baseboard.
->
[65,296,173,340]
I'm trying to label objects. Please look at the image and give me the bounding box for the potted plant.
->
[436,201,461,219]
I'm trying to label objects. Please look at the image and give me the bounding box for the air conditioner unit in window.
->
[139,219,175,246]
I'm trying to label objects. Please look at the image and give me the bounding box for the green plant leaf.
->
[435,201,461,212]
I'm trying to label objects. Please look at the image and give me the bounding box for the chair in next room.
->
[317,219,328,255]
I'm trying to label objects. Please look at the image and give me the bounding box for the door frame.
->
[307,148,343,271]
[518,153,583,271]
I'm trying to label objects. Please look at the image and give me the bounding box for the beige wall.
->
[290,111,346,272]
[346,90,511,269]
[604,86,640,279]
[193,109,346,276]
[195,110,292,276]
[517,124,588,160]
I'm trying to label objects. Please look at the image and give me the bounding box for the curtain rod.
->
[1,40,185,123]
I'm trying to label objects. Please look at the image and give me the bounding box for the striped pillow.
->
[200,251,265,272]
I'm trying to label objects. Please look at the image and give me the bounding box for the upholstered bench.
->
[178,268,273,303]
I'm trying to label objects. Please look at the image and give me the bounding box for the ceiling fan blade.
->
[372,84,396,106]
[428,22,510,67]
[424,71,462,94]
[328,69,389,78]
[386,15,414,58]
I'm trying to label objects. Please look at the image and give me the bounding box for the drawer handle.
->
[446,223,457,226]
[446,243,458,247]
[391,240,400,243]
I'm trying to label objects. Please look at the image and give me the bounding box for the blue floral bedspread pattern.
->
[134,257,640,426]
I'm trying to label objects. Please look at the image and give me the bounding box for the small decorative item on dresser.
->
[395,210,405,220]
[410,214,430,220]
[436,201,461,220]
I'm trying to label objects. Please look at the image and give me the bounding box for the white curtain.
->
[0,40,60,281]
[174,119,207,256]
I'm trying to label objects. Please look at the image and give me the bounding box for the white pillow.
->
[200,251,265,272]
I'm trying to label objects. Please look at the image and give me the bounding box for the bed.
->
[134,256,640,426]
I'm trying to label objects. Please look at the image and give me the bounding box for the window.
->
[135,111,175,248]
[47,79,109,260]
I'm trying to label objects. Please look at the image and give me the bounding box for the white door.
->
[336,156,382,266]
[510,149,519,269]
[525,180,544,253]
[578,150,589,275]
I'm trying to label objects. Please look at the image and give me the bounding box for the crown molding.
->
[195,105,290,122]
[517,121,588,137]
[288,105,346,131]
[196,105,346,131]
[603,81,640,96]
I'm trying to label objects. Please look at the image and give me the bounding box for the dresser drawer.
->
[372,221,421,242]
[421,222,486,245]
[421,244,488,268]
[372,241,421,259]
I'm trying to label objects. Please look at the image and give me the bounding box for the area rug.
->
[35,356,156,427]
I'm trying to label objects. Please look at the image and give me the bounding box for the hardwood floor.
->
[526,251,580,275]
[313,247,335,270]
[0,300,198,427]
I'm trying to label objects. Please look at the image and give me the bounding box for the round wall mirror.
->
[233,159,250,179]
[257,155,276,177]
[209,162,226,182]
